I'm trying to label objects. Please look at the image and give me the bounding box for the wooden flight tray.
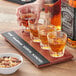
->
[2,30,73,68]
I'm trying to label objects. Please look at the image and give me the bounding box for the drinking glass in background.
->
[44,0,61,30]
[47,31,67,57]
[38,25,56,50]
[29,18,46,42]
[18,7,36,32]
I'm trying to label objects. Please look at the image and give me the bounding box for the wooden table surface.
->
[0,0,76,76]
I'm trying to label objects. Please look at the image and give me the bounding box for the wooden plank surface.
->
[0,0,76,76]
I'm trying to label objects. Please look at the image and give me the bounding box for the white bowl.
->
[0,53,23,74]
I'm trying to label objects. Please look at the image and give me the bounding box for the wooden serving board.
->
[2,30,73,68]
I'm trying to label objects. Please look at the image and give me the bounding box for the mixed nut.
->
[0,56,21,68]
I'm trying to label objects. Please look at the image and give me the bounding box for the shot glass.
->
[38,25,56,50]
[47,31,67,57]
[18,7,36,32]
[29,22,43,42]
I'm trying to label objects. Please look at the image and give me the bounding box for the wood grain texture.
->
[0,0,76,76]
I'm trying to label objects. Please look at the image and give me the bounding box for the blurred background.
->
[0,0,36,33]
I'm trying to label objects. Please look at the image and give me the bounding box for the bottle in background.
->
[61,0,76,48]
[43,0,61,30]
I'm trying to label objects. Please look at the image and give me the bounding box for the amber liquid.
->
[67,0,76,48]
[69,0,76,7]
[20,13,36,27]
[67,38,76,48]
[39,26,56,45]
[48,38,66,53]
[30,28,38,37]
[44,0,61,30]
[39,35,48,45]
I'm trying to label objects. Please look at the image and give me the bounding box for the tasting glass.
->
[47,31,67,57]
[29,18,46,42]
[18,6,37,32]
[38,25,56,50]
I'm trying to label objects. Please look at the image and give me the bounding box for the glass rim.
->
[37,25,56,31]
[47,31,67,38]
[28,21,44,28]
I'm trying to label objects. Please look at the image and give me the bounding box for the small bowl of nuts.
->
[0,53,23,74]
